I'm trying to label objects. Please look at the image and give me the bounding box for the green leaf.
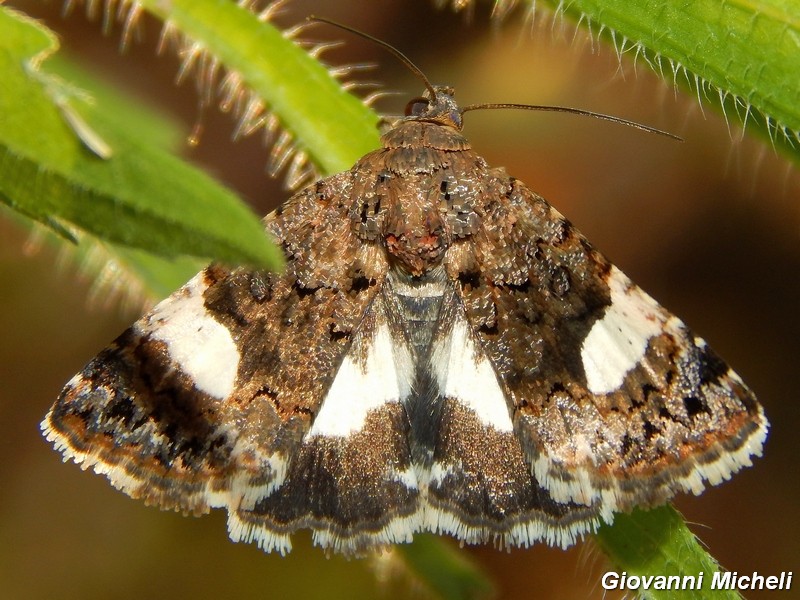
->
[1,204,202,306]
[108,245,205,302]
[596,505,742,600]
[536,0,800,162]
[0,6,282,268]
[46,54,186,154]
[136,0,382,175]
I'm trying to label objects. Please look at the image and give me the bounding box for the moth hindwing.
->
[42,85,768,556]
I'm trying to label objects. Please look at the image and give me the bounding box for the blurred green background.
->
[2,1,798,598]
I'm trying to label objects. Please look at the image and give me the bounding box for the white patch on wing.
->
[143,272,239,400]
[530,404,769,514]
[389,466,419,491]
[428,462,458,485]
[207,446,289,511]
[41,395,289,515]
[431,314,513,433]
[693,406,769,487]
[581,266,665,395]
[310,513,420,553]
[308,320,414,438]
[228,499,422,556]
[421,502,599,550]
[227,513,293,556]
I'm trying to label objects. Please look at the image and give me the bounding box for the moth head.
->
[404,86,463,130]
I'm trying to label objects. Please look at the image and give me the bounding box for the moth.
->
[42,60,768,556]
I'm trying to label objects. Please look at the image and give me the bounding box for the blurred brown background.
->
[2,1,798,599]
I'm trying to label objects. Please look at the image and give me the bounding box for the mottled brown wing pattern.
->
[42,82,768,557]
[42,173,392,522]
[420,291,602,549]
[450,173,767,514]
[229,290,420,555]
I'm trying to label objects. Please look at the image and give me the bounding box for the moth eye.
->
[405,97,430,117]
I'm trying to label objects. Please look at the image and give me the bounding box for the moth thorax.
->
[384,206,448,276]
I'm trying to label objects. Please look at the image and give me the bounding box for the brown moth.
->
[42,77,767,556]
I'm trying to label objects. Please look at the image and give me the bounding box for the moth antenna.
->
[461,102,682,141]
[307,16,438,100]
